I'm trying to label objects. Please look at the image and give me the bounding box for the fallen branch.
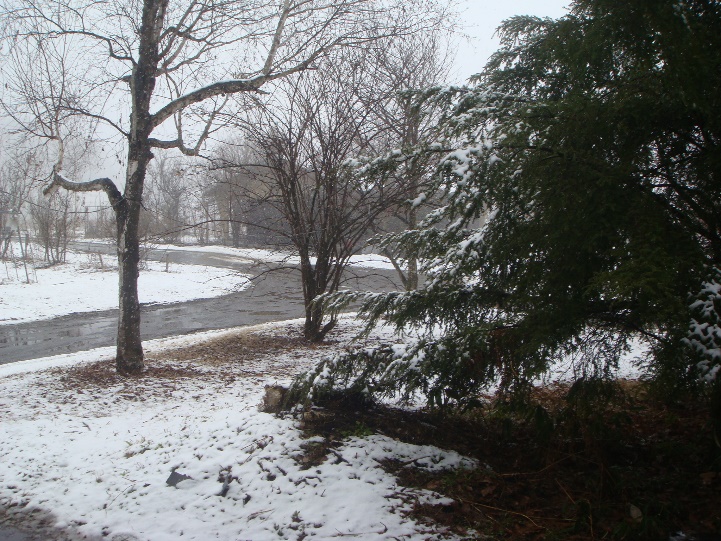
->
[458,498,542,528]
[332,523,388,537]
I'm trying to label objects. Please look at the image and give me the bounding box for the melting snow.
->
[0,321,476,540]
[0,246,249,325]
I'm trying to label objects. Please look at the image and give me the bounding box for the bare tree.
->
[206,142,294,247]
[1,0,423,373]
[144,153,191,243]
[364,30,454,291]
[235,52,411,341]
[205,143,253,247]
[30,190,80,264]
[0,154,36,258]
[83,205,116,241]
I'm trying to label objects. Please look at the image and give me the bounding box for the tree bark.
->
[114,0,165,373]
[299,251,337,342]
[115,201,144,373]
[304,303,337,342]
[114,165,148,374]
[405,198,419,291]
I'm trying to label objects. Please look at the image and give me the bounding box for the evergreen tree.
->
[289,0,721,411]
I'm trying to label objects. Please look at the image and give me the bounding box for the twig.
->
[239,436,273,453]
[499,454,576,477]
[104,484,134,511]
[459,498,542,528]
[466,500,505,530]
[247,509,272,520]
[332,523,388,537]
[328,449,348,464]
[556,479,575,505]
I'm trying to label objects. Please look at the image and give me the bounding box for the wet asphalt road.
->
[0,243,400,364]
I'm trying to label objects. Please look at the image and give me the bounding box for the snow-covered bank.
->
[0,319,475,541]
[0,247,249,325]
[81,240,397,270]
[0,324,258,378]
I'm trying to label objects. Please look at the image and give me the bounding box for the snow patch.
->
[0,318,475,541]
[0,245,249,325]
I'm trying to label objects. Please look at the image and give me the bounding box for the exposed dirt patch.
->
[54,360,203,388]
[294,383,721,540]
[14,326,720,540]
[152,330,314,365]
[45,325,334,400]
[0,499,103,541]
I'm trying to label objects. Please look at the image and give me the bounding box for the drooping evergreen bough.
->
[287,0,721,417]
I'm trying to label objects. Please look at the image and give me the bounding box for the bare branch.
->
[150,77,268,130]
[43,29,134,63]
[263,0,293,75]
[150,95,228,156]
[44,170,123,209]
[148,57,326,131]
[61,106,129,137]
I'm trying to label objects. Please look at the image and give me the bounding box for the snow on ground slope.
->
[0,246,249,325]
[0,319,476,541]
[84,240,397,270]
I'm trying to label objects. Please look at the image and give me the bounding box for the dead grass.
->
[295,383,721,540]
[45,325,337,401]
[21,328,721,540]
[151,330,312,365]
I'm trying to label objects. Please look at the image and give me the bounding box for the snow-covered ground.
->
[84,240,397,270]
[0,246,249,325]
[0,319,476,541]
[0,240,395,326]
[0,242,646,540]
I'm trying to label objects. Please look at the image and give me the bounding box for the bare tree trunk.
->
[115,195,145,373]
[304,303,337,342]
[113,0,163,373]
[299,251,337,342]
[406,258,419,290]
[405,197,419,291]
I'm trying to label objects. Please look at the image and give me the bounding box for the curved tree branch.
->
[150,77,266,129]
[149,56,322,131]
[44,170,123,209]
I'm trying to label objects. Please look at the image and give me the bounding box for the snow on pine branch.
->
[686,268,721,382]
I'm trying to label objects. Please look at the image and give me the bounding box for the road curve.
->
[0,244,400,364]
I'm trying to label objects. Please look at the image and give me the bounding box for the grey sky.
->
[453,0,570,82]
[0,1,573,185]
